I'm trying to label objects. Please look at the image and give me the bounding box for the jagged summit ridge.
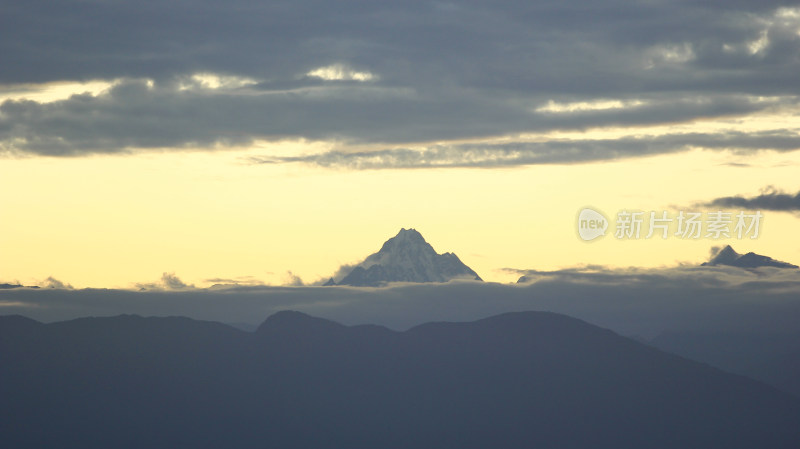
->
[702,245,798,269]
[332,228,482,286]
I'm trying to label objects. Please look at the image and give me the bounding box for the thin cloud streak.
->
[251,130,800,169]
[706,187,800,211]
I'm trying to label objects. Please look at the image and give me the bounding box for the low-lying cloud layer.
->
[3,265,800,338]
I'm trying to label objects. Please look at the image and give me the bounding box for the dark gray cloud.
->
[0,74,795,159]
[252,129,800,168]
[706,187,800,211]
[2,1,799,160]
[3,0,798,89]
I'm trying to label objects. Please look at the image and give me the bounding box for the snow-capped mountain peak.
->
[333,228,482,286]
[702,245,798,269]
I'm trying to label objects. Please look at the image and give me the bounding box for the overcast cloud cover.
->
[2,0,800,164]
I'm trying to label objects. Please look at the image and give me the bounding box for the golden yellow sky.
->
[3,142,799,289]
[3,2,800,290]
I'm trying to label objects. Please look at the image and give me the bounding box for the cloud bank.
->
[3,266,800,338]
[1,1,799,165]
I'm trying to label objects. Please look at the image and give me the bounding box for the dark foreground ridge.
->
[2,311,800,448]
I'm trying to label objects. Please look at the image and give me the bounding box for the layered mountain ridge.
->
[2,311,800,448]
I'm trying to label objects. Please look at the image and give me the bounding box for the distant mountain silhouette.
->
[651,330,800,398]
[702,245,798,268]
[332,228,481,286]
[322,277,336,286]
[3,311,800,448]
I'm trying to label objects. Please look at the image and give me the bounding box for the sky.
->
[2,0,800,289]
